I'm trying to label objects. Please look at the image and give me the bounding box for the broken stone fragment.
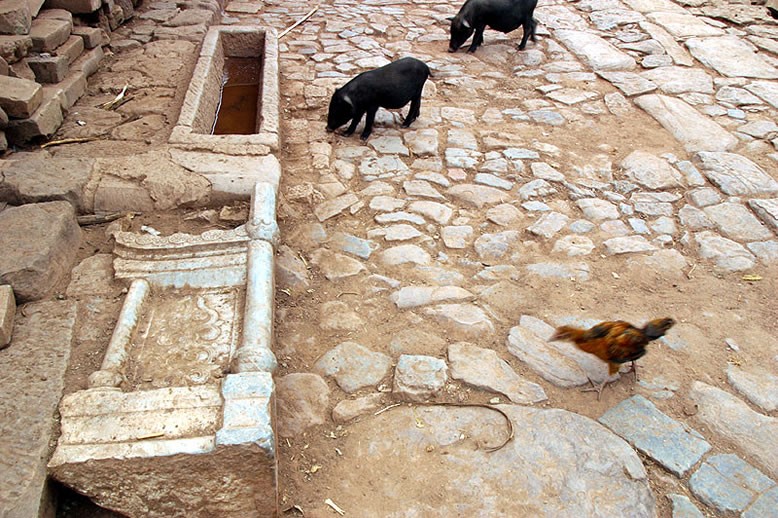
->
[0,285,15,348]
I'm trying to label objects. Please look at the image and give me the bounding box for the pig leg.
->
[467,26,485,53]
[518,19,533,50]
[403,94,422,127]
[343,109,365,136]
[360,106,378,140]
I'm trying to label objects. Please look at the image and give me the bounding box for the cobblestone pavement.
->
[231,0,778,515]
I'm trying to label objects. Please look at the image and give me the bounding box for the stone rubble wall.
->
[0,0,142,150]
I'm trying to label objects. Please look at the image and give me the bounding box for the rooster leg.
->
[628,361,639,382]
[581,379,610,401]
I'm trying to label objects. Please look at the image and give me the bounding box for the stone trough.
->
[170,25,280,152]
[48,183,280,517]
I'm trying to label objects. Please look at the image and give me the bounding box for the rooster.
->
[549,318,675,399]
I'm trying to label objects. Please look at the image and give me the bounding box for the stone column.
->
[231,182,279,375]
[88,278,149,388]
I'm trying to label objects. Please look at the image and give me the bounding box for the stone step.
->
[29,14,71,52]
[0,0,33,36]
[55,33,83,63]
[45,0,102,15]
[27,52,69,83]
[71,25,105,48]
[0,73,42,118]
[70,43,102,76]
[0,33,32,64]
[4,85,62,142]
[43,64,86,108]
[28,0,44,16]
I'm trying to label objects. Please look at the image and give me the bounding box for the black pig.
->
[448,0,538,53]
[326,57,431,141]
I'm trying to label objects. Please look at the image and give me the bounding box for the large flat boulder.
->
[306,405,655,516]
[0,201,81,301]
[0,157,96,213]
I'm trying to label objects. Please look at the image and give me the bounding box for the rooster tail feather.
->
[549,325,584,342]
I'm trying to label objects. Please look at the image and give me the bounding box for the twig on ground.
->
[279,6,319,38]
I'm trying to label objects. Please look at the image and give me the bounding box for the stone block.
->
[93,175,156,213]
[28,0,45,16]
[0,105,6,127]
[689,454,776,513]
[217,371,275,447]
[43,67,86,109]
[0,130,6,151]
[26,53,69,83]
[8,56,36,81]
[29,16,72,53]
[0,0,32,35]
[599,395,711,476]
[70,44,102,76]
[0,156,95,212]
[50,348,277,515]
[5,88,63,142]
[55,34,84,64]
[0,74,42,118]
[71,25,104,48]
[36,7,72,22]
[0,300,75,516]
[0,33,32,63]
[0,201,81,302]
[43,0,101,14]
[0,284,14,348]
[114,0,133,19]
[393,354,448,402]
[0,54,7,74]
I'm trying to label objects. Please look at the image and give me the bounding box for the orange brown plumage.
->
[549,318,675,399]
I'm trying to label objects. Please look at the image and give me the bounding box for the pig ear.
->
[446,16,454,21]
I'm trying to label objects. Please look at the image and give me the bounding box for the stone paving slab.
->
[686,36,778,79]
[694,152,778,196]
[690,381,778,480]
[634,94,738,153]
[689,453,776,514]
[555,29,636,71]
[0,300,75,517]
[598,395,711,476]
[448,342,547,404]
[668,494,704,518]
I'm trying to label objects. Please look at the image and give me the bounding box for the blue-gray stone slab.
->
[744,485,778,518]
[689,453,776,514]
[599,395,711,476]
[330,232,378,259]
[668,494,704,518]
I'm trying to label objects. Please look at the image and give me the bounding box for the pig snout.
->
[326,126,334,133]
